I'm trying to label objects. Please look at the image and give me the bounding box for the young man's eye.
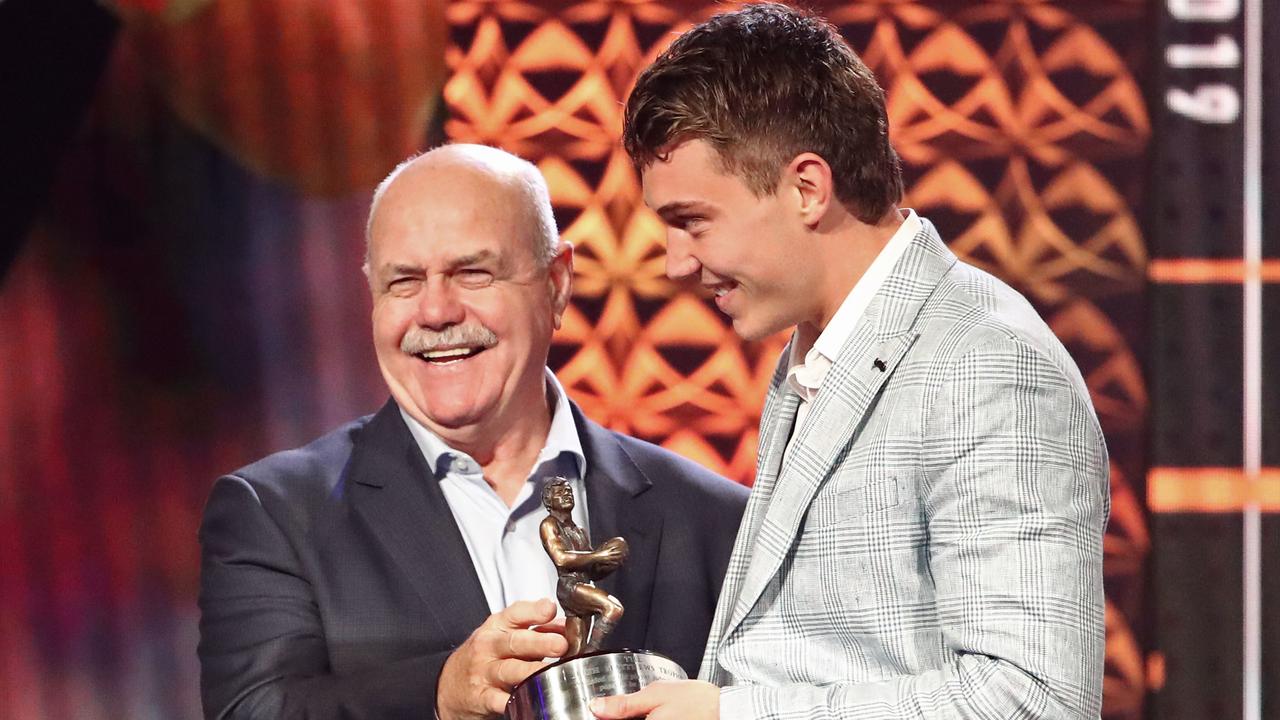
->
[679,217,707,232]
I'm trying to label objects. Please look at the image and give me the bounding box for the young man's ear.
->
[785,152,834,228]
[548,241,574,330]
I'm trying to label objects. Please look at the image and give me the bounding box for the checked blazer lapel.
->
[717,220,958,645]
[701,374,801,681]
[346,400,490,644]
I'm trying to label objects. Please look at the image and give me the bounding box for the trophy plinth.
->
[505,649,687,720]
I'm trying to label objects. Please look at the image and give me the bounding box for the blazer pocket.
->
[855,476,901,514]
[805,475,902,530]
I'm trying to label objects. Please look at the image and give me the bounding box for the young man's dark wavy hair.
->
[622,2,903,224]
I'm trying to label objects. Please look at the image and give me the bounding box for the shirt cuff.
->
[719,685,753,720]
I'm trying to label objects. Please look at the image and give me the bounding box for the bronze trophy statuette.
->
[504,478,687,720]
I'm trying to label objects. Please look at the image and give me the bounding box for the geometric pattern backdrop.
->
[0,1,1210,718]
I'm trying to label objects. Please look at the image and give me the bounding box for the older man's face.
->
[366,165,571,437]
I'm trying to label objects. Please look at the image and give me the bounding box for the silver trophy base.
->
[504,649,687,720]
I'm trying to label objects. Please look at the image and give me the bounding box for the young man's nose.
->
[664,233,701,280]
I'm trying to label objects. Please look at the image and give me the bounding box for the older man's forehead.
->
[369,178,533,244]
[367,153,554,274]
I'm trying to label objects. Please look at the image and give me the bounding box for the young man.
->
[592,4,1109,719]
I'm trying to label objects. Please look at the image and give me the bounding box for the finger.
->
[528,620,569,657]
[532,618,567,634]
[590,688,656,719]
[481,686,511,715]
[495,598,558,629]
[487,657,549,689]
[539,631,570,659]
[483,626,567,659]
[507,627,569,658]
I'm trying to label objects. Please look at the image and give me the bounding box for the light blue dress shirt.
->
[400,370,590,615]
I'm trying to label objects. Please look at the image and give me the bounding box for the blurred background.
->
[0,0,1274,718]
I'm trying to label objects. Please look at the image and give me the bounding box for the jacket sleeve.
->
[718,337,1110,719]
[198,474,450,720]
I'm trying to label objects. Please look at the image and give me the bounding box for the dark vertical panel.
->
[1151,514,1244,720]
[1264,0,1280,260]
[1148,284,1243,467]
[1265,285,1280,468]
[1148,8,1245,260]
[1263,514,1280,720]
[1147,0,1253,717]
[1264,284,1279,720]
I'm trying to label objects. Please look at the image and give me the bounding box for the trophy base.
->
[504,649,687,720]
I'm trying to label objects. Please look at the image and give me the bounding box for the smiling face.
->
[542,479,574,514]
[641,140,820,341]
[366,153,572,442]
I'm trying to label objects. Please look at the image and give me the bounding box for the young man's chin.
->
[731,314,784,343]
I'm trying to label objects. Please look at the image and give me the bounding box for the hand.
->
[589,679,719,720]
[596,537,628,565]
[590,538,628,578]
[437,598,569,720]
[596,535,627,558]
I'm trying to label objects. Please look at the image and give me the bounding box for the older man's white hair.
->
[364,144,560,269]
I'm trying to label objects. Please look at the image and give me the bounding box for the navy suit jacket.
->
[198,399,748,719]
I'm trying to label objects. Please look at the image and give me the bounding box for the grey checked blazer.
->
[700,220,1110,719]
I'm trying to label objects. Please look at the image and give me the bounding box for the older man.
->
[197,144,747,720]
[593,4,1110,720]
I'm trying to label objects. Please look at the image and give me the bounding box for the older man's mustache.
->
[401,324,498,356]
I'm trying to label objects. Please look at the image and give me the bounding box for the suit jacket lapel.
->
[753,350,798,483]
[720,220,957,641]
[700,384,800,681]
[573,404,662,651]
[722,331,913,637]
[347,400,490,642]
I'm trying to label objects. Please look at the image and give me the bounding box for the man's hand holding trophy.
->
[503,478,687,720]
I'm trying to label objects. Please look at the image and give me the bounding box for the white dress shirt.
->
[784,209,921,442]
[400,370,589,615]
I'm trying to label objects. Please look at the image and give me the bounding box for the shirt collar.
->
[539,370,587,479]
[398,368,587,481]
[786,209,921,396]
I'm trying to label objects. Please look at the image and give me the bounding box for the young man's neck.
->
[796,206,904,351]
